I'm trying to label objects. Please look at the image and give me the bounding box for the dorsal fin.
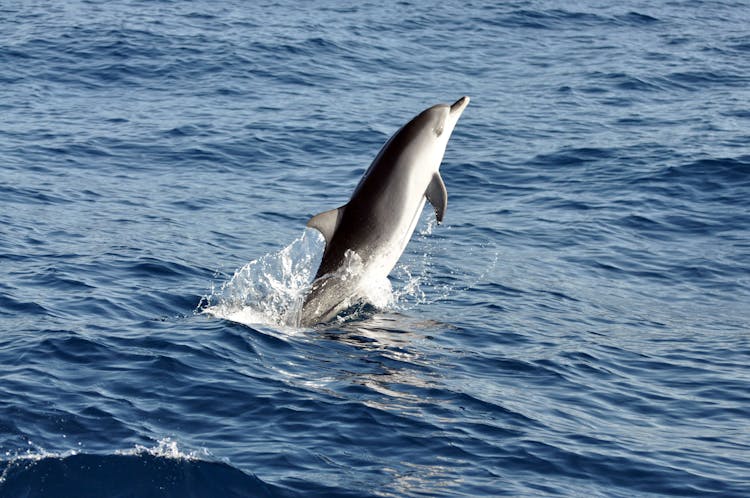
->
[306,205,345,246]
[425,172,447,223]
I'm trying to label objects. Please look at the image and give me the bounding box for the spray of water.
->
[201,229,325,327]
[200,216,496,328]
[201,227,431,328]
[0,437,215,485]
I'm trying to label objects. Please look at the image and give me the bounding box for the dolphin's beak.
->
[450,96,470,115]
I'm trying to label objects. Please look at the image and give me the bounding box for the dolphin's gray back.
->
[313,114,433,279]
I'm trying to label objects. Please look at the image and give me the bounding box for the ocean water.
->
[1,0,749,496]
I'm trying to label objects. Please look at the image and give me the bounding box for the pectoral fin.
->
[307,205,345,246]
[425,172,447,224]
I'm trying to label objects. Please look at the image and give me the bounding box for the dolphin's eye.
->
[434,124,444,137]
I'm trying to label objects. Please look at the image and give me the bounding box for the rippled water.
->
[2,1,749,496]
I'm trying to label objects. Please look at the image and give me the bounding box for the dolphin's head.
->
[421,96,470,140]
[399,96,470,171]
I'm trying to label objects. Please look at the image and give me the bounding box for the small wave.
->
[615,11,660,25]
[113,437,209,460]
[0,438,296,498]
[628,155,750,208]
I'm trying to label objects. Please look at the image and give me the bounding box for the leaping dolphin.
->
[299,96,470,326]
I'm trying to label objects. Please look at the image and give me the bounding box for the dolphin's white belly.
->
[364,185,428,283]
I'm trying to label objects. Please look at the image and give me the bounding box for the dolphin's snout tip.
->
[450,96,470,113]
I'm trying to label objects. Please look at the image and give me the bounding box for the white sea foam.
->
[0,437,209,485]
[0,443,80,484]
[115,437,211,461]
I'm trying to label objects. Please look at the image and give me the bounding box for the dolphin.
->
[299,96,470,326]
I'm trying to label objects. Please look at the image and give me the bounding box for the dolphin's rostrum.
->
[299,97,470,326]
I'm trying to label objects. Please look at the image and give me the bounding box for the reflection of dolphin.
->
[300,97,470,326]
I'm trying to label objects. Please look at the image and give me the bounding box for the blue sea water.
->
[1,0,749,496]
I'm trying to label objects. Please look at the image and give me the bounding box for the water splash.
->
[392,216,449,307]
[200,218,490,328]
[115,437,212,461]
[0,437,211,486]
[0,444,79,485]
[202,227,400,328]
[201,228,325,328]
[395,215,500,308]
